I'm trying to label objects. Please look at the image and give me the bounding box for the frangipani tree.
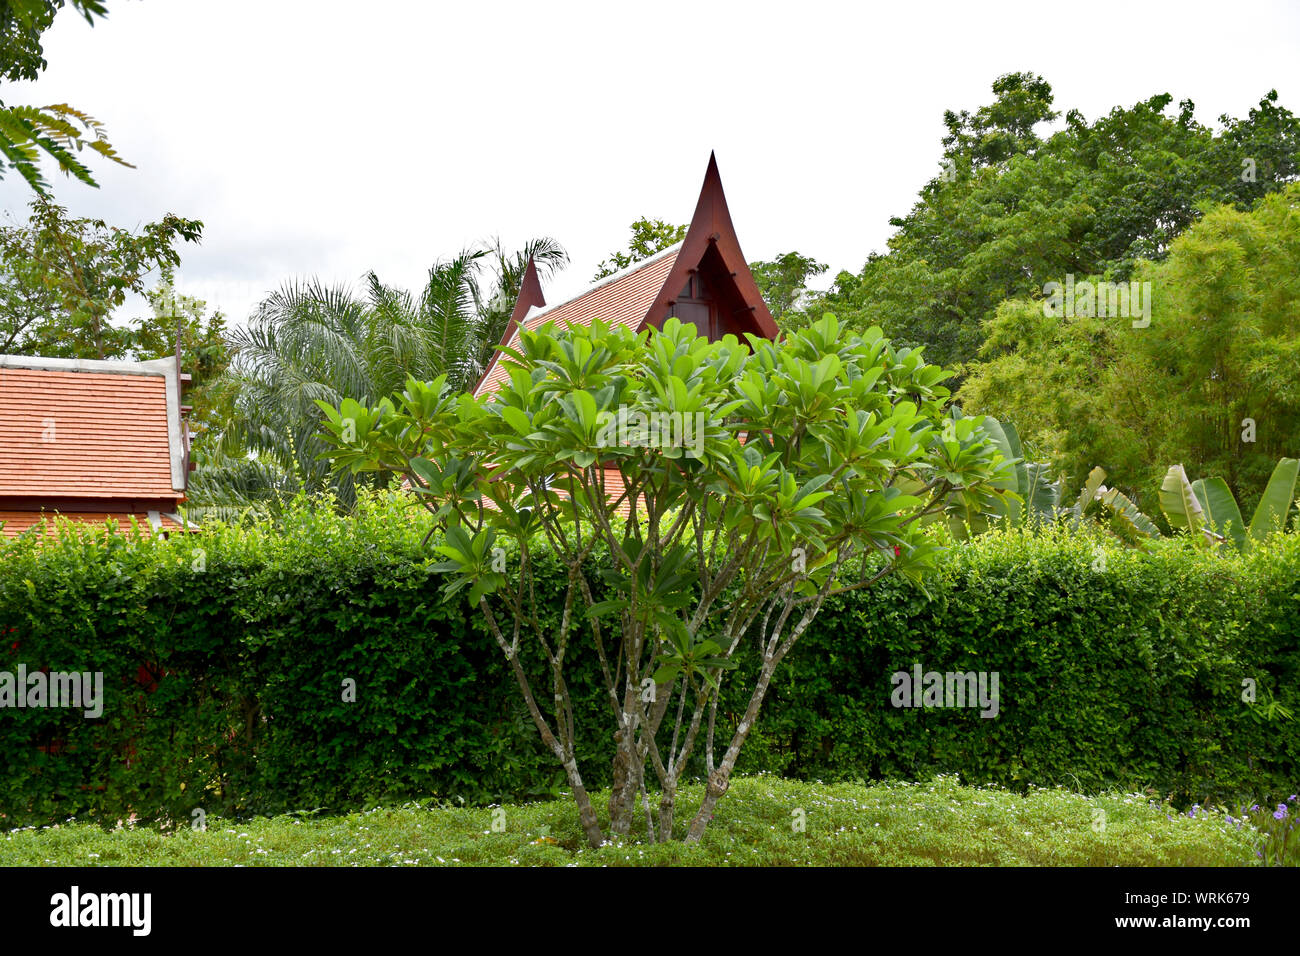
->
[317,314,1010,846]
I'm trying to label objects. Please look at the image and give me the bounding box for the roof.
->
[0,355,187,499]
[474,244,681,398]
[472,153,777,401]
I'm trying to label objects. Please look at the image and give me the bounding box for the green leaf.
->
[409,457,440,489]
[651,664,681,684]
[1160,465,1208,542]
[572,390,598,430]
[1070,466,1107,522]
[1249,458,1299,546]
[500,406,532,436]
[1191,477,1246,551]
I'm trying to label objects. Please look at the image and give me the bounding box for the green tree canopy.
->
[815,74,1300,369]
[0,1,132,195]
[752,250,827,328]
[959,183,1300,515]
[592,216,686,280]
[133,280,231,455]
[0,197,202,357]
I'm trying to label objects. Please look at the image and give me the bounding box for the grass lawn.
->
[0,775,1273,867]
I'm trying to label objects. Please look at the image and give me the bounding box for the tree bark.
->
[683,656,779,843]
[481,600,606,848]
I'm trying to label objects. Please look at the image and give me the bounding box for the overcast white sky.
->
[3,0,1298,328]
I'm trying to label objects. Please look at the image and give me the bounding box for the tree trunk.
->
[482,603,607,849]
[657,778,677,841]
[683,656,780,843]
[607,724,641,837]
[560,755,606,849]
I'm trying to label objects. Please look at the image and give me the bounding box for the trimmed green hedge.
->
[1,495,1296,826]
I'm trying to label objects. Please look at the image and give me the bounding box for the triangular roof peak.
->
[498,255,546,349]
[640,152,776,337]
[475,154,776,398]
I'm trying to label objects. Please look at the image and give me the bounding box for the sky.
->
[3,0,1299,328]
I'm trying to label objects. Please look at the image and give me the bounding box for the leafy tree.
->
[815,75,1300,369]
[0,1,132,194]
[940,70,1057,169]
[751,251,827,328]
[0,197,202,357]
[198,278,438,518]
[592,217,686,280]
[318,314,1009,846]
[959,183,1300,514]
[1,0,105,79]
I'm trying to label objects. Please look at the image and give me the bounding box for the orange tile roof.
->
[0,365,179,498]
[474,245,680,399]
[0,510,189,539]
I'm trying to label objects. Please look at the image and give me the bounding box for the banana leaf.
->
[1191,476,1246,552]
[1248,457,1299,546]
[1160,464,1218,547]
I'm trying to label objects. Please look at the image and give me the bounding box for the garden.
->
[1,5,1298,869]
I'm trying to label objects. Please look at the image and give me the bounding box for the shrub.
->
[0,497,1295,827]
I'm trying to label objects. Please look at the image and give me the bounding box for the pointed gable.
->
[642,152,777,340]
[473,154,774,400]
[500,255,546,357]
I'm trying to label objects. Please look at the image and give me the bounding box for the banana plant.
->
[1095,481,1162,541]
[947,417,1160,544]
[1160,458,1299,552]
[977,416,1060,527]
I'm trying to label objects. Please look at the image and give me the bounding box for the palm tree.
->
[188,239,567,519]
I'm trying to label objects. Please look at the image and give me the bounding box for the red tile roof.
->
[0,366,179,498]
[474,244,680,400]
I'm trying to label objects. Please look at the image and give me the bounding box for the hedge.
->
[0,494,1296,827]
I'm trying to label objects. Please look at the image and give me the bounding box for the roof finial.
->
[510,255,546,332]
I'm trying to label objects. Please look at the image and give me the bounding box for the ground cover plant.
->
[0,776,1281,868]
